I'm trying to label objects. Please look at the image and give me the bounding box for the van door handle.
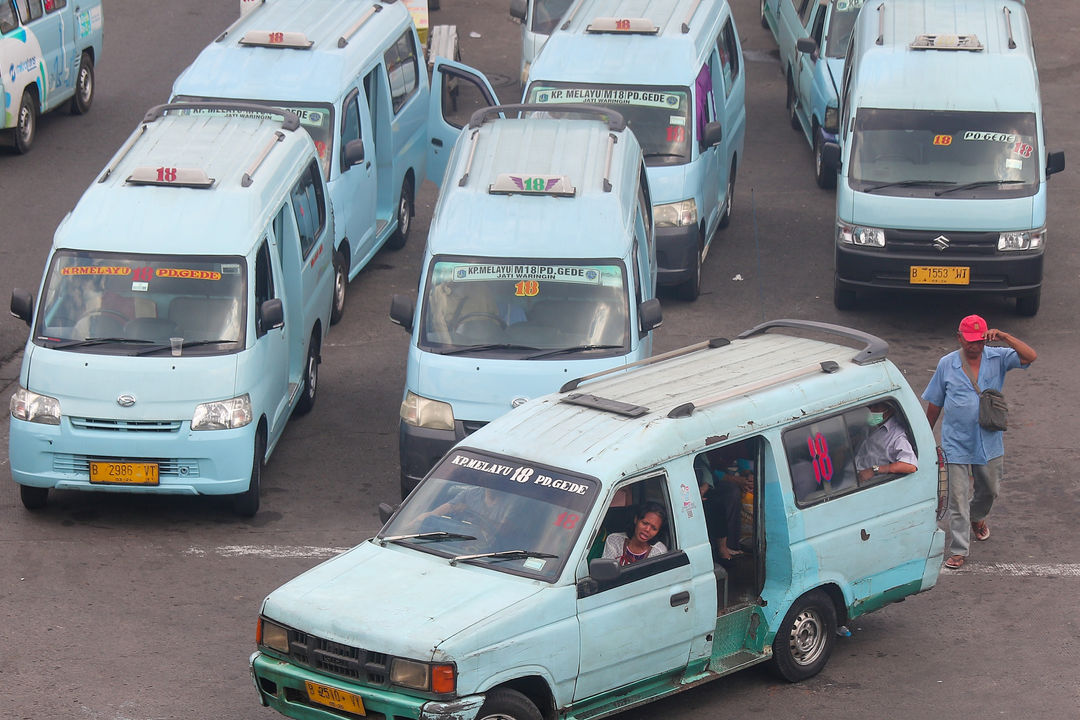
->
[432,138,444,147]
[670,591,690,607]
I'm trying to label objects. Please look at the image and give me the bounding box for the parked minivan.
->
[172,0,429,324]
[0,0,103,153]
[249,319,944,720]
[508,0,574,85]
[391,103,661,498]
[9,102,334,515]
[827,0,1065,315]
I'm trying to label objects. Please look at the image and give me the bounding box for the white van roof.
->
[850,0,1038,112]
[529,0,727,86]
[172,0,414,103]
[55,104,317,256]
[461,321,905,482]
[428,106,644,259]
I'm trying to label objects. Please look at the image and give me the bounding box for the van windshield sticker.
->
[531,87,682,109]
[807,432,833,487]
[61,266,131,276]
[834,0,864,11]
[452,264,604,285]
[447,453,595,507]
[156,269,223,280]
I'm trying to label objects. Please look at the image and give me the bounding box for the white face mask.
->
[868,411,886,427]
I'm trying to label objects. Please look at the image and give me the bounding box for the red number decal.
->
[554,512,579,529]
[268,31,284,44]
[807,433,833,486]
[615,19,631,30]
[666,125,686,143]
[1012,142,1033,158]
[932,134,952,146]
[514,280,539,297]
[132,266,153,283]
[314,140,327,159]
[156,167,178,182]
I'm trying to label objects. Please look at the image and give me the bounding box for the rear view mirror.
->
[821,141,841,173]
[259,298,284,333]
[510,0,527,22]
[10,289,32,325]
[701,121,723,148]
[796,37,819,60]
[390,294,415,332]
[343,139,365,168]
[638,298,662,334]
[1046,150,1065,177]
[589,557,620,582]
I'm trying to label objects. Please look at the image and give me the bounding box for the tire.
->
[20,484,49,510]
[330,249,347,325]
[13,89,36,154]
[786,73,800,131]
[833,276,856,310]
[384,177,413,251]
[475,689,543,720]
[760,0,770,29]
[771,589,837,682]
[294,332,320,416]
[717,160,736,229]
[676,242,702,302]
[814,127,836,189]
[70,52,94,115]
[232,432,263,517]
[1016,290,1040,317]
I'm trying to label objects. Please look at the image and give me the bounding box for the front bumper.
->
[398,419,474,497]
[655,223,701,287]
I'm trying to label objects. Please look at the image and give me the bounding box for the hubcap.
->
[334,266,346,308]
[788,608,826,666]
[306,354,317,396]
[18,106,32,141]
[398,195,409,234]
[79,68,92,103]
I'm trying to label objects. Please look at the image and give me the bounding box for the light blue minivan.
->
[390,102,661,498]
[9,103,334,515]
[508,0,574,85]
[172,0,429,324]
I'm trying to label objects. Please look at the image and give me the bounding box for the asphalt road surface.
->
[1,1,1078,718]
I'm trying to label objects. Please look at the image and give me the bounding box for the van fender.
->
[420,694,486,720]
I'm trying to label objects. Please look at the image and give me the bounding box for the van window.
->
[717,20,740,98]
[384,29,419,114]
[783,400,917,506]
[589,475,675,566]
[0,1,17,32]
[254,239,275,336]
[340,90,362,170]
[15,0,41,22]
[44,0,64,13]
[825,1,861,58]
[289,160,327,258]
[797,0,815,24]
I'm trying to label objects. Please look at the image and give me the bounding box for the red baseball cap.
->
[958,314,988,342]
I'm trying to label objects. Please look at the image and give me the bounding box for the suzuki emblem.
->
[117,394,136,407]
[932,235,951,251]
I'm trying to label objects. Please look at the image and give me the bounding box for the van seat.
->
[168,297,240,341]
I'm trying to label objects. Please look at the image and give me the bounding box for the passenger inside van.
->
[601,501,668,566]
[853,401,918,484]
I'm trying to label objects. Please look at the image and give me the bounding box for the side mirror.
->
[589,557,620,582]
[259,298,284,332]
[10,289,33,325]
[377,502,398,524]
[343,139,365,168]
[701,121,723,148]
[1046,150,1065,177]
[638,297,662,334]
[796,37,819,60]
[510,0,527,22]
[821,141,841,173]
[390,294,415,332]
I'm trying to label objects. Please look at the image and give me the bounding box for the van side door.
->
[714,16,746,219]
[426,58,500,186]
[335,87,378,272]
[19,0,71,107]
[251,235,290,440]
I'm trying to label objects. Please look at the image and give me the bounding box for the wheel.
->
[13,89,36,154]
[476,689,543,720]
[771,589,837,682]
[70,52,95,115]
[294,332,320,416]
[760,0,770,29]
[74,309,129,338]
[814,127,836,189]
[330,249,347,325]
[232,432,263,516]
[1016,290,1040,316]
[676,243,701,302]
[833,276,856,310]
[717,160,736,229]
[786,73,800,131]
[20,484,49,510]
[384,177,413,251]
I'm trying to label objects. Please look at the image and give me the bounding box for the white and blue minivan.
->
[761,0,864,188]
[0,0,103,153]
[390,103,661,498]
[172,0,429,324]
[508,0,574,85]
[826,0,1065,315]
[9,102,334,515]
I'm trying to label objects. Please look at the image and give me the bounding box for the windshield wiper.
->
[378,531,477,546]
[934,179,1026,196]
[449,549,558,566]
[862,179,956,193]
[134,339,235,356]
[439,343,542,356]
[45,337,155,349]
[644,152,685,160]
[526,344,623,360]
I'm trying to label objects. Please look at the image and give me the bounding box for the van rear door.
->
[426,58,500,186]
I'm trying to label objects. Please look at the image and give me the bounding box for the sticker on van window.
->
[156,268,222,280]
[666,126,687,143]
[452,264,603,284]
[963,131,1018,143]
[669,116,685,126]
[61,266,131,276]
[932,134,952,146]
[531,87,682,109]
[835,0,865,11]
[1005,158,1023,170]
[807,433,833,487]
[447,453,592,496]
[1011,142,1033,158]
[514,280,540,297]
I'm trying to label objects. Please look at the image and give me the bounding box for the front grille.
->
[885,229,1001,255]
[285,629,390,687]
[52,454,200,478]
[71,417,182,432]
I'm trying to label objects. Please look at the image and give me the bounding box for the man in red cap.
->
[922,315,1036,569]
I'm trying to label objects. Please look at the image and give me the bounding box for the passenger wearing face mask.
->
[853,401,918,485]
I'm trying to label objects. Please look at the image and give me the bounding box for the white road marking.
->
[950,562,1080,577]
[186,544,351,559]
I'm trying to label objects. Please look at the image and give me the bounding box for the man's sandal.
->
[944,555,965,569]
[971,520,990,542]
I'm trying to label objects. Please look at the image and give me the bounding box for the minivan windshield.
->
[848,109,1039,197]
[418,257,630,358]
[379,448,599,581]
[825,0,863,58]
[526,82,692,165]
[33,250,246,356]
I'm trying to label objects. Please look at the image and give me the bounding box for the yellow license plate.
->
[909,265,970,285]
[89,461,159,485]
[305,681,366,716]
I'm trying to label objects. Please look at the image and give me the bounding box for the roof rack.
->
[586,17,659,35]
[1002,6,1017,49]
[242,131,287,187]
[560,0,586,31]
[665,362,836,419]
[239,30,314,49]
[875,1,885,45]
[909,33,983,51]
[339,2,394,48]
[560,338,730,393]
[736,319,888,365]
[466,103,625,131]
[216,0,265,43]
[682,0,703,33]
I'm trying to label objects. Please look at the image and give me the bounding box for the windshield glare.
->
[849,109,1039,196]
[526,83,691,165]
[380,449,598,581]
[825,1,862,58]
[34,251,246,354]
[419,259,630,356]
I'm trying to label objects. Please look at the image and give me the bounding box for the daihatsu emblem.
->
[932,235,951,251]
[117,394,136,407]
[511,397,529,408]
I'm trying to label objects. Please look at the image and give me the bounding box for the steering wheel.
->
[452,312,506,341]
[73,309,128,338]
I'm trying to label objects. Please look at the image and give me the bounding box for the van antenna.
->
[751,188,765,324]
[682,0,704,33]
[560,0,585,31]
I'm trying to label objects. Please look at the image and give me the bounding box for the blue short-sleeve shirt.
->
[922,346,1025,464]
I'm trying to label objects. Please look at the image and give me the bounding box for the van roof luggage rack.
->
[339,1,397,48]
[682,0,704,33]
[736,319,888,365]
[559,338,730,393]
[909,33,984,51]
[217,0,265,42]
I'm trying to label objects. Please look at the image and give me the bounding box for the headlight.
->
[653,199,697,228]
[823,105,839,134]
[257,617,290,654]
[390,658,456,694]
[998,228,1044,251]
[192,394,252,430]
[837,221,885,247]
[400,391,454,431]
[10,387,61,425]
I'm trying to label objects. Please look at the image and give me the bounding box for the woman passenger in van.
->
[602,501,668,566]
